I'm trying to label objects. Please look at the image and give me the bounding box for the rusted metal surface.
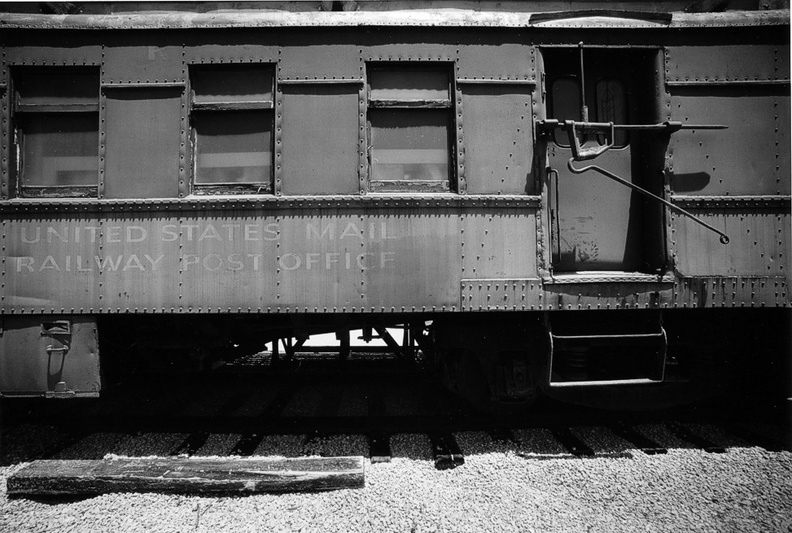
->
[672,276,788,308]
[0,315,100,397]
[4,215,101,311]
[549,147,644,271]
[103,87,183,199]
[456,33,533,82]
[182,31,277,65]
[0,9,786,30]
[668,92,790,197]
[462,85,535,195]
[279,39,360,81]
[665,45,790,86]
[102,34,185,85]
[3,40,102,66]
[0,195,543,213]
[460,275,789,311]
[2,206,537,314]
[280,85,359,195]
[671,210,790,277]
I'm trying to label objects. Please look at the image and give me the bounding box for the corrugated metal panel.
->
[461,85,535,194]
[666,45,789,85]
[456,36,533,82]
[3,216,100,312]
[103,87,183,199]
[669,93,790,196]
[280,85,359,195]
[672,210,790,277]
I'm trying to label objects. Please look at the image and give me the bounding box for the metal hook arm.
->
[567,159,730,245]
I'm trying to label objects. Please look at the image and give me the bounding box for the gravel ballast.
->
[1,440,790,533]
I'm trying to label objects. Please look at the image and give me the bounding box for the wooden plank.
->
[8,456,365,496]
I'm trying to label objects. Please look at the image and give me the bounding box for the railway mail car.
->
[0,1,789,411]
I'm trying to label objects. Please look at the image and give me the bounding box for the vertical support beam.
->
[337,329,350,362]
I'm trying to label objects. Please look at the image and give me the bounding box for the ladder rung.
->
[549,378,663,388]
[551,332,664,340]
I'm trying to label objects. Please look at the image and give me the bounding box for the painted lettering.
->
[106,226,122,243]
[145,254,164,270]
[244,224,260,241]
[126,226,147,242]
[47,227,68,243]
[183,225,200,241]
[340,223,363,241]
[21,227,40,244]
[307,223,335,240]
[199,225,222,242]
[16,257,34,272]
[280,253,301,271]
[161,224,179,242]
[95,255,123,271]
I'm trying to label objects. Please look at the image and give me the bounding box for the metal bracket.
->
[42,320,72,356]
[536,118,731,244]
[41,320,71,336]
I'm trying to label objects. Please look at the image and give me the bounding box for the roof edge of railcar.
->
[0,8,787,30]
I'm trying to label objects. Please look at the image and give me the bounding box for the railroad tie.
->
[665,422,726,453]
[429,432,464,470]
[368,432,392,463]
[551,427,595,457]
[608,423,668,455]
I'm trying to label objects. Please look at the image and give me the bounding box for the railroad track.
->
[2,367,789,471]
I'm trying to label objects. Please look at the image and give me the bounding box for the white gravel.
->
[2,437,791,532]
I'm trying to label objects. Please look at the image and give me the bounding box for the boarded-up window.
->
[13,67,99,197]
[190,65,274,194]
[103,87,182,199]
[368,66,453,192]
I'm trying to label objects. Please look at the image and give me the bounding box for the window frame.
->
[366,63,456,193]
[188,64,275,196]
[11,66,100,198]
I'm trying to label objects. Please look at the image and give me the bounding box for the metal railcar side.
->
[0,3,788,410]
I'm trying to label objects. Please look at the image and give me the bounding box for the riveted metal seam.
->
[1,218,5,309]
[1,44,8,201]
[177,214,184,312]
[179,44,188,198]
[0,195,543,213]
[274,47,283,196]
[358,47,367,195]
[98,46,107,199]
[455,48,465,194]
